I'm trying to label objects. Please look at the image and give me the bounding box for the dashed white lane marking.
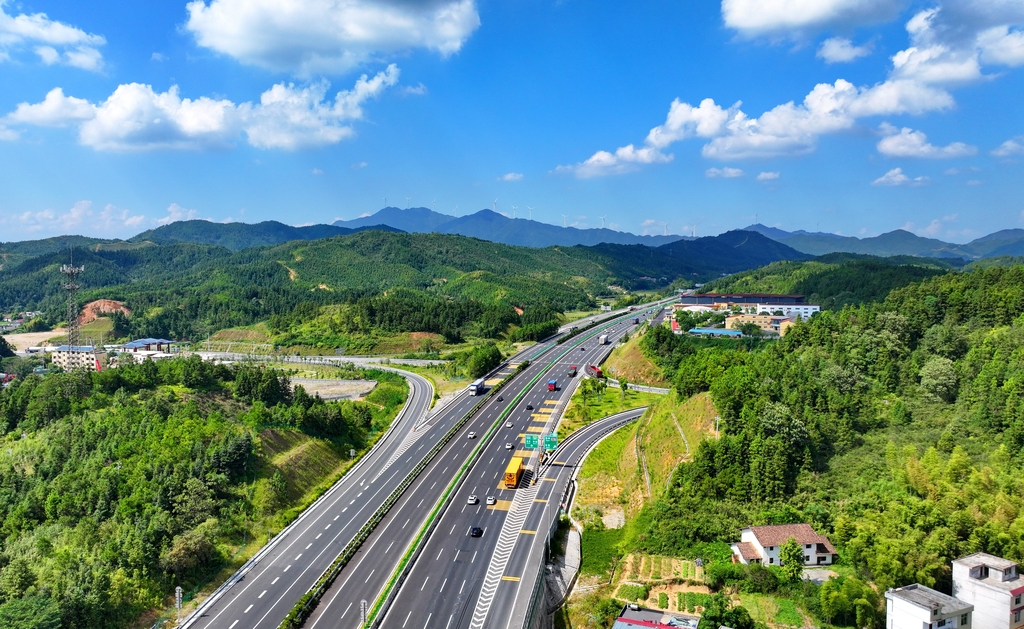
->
[436,547,444,560]
[258,590,266,599]
[295,553,302,560]
[439,578,447,593]
[316,533,322,539]
[422,613,433,629]
[271,577,280,585]
[446,614,455,629]
[284,565,291,572]
[403,518,410,529]
[460,579,466,594]
[349,500,355,504]
[305,543,312,549]
[342,507,348,513]
[472,551,477,563]
[244,604,253,613]
[450,523,457,534]
[334,515,339,520]
[430,481,437,489]
[403,611,412,627]
[342,602,352,618]
[417,498,424,508]
[387,541,395,553]
[365,568,375,583]
[229,621,238,629]
[421,576,430,591]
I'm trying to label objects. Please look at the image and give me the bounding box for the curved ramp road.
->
[368,319,648,629]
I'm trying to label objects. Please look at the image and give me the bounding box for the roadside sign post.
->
[175,586,182,620]
[524,435,539,450]
[544,433,558,452]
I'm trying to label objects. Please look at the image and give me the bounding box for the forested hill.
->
[697,254,958,310]
[128,220,402,250]
[0,229,804,342]
[634,265,1024,625]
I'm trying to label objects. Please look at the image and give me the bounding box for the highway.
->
[181,299,672,629]
[371,317,645,629]
[300,311,651,629]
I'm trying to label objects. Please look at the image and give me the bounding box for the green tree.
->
[619,377,629,400]
[778,537,805,583]
[0,558,35,602]
[0,596,61,629]
[0,335,15,358]
[697,592,755,629]
[919,356,958,402]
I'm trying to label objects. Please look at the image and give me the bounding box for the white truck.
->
[598,334,609,345]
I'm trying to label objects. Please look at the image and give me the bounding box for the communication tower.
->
[61,252,85,348]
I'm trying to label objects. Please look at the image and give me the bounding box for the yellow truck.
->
[504,457,524,488]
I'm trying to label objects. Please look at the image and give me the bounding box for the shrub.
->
[616,583,650,602]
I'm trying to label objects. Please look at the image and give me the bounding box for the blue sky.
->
[0,0,1022,243]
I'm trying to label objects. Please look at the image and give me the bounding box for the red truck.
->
[568,365,577,377]
[547,379,558,391]
[586,365,604,378]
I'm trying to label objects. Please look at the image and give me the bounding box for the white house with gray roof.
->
[952,552,1024,629]
[885,583,973,629]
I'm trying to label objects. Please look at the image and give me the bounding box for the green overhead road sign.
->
[544,433,558,451]
[524,435,539,450]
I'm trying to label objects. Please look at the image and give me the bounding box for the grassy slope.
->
[603,331,670,388]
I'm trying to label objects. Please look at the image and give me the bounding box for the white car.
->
[486,496,497,505]
[505,442,514,450]
[467,495,479,505]
[468,432,477,439]
[505,421,513,428]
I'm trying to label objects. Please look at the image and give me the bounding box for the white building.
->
[730,523,837,567]
[50,346,99,371]
[753,303,820,318]
[952,553,1024,629]
[885,583,973,629]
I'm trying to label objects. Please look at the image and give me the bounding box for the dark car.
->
[470,527,484,537]
[497,396,503,402]
[526,404,533,410]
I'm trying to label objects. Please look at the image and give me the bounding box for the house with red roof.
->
[730,523,837,567]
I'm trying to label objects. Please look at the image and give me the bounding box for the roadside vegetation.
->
[0,356,407,629]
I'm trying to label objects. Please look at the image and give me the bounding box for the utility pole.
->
[61,252,85,349]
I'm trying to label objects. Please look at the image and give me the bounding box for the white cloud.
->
[757,171,780,181]
[644,98,732,149]
[185,0,480,76]
[876,123,976,158]
[151,52,167,62]
[722,0,902,38]
[0,200,143,235]
[351,161,368,170]
[903,214,958,237]
[156,203,200,225]
[4,87,95,126]
[0,125,16,141]
[992,136,1024,157]
[3,65,400,151]
[312,168,324,175]
[0,3,105,71]
[402,83,428,96]
[817,37,873,63]
[872,167,929,186]
[705,167,744,178]
[499,172,523,182]
[978,26,1024,66]
[555,144,671,178]
[966,179,982,185]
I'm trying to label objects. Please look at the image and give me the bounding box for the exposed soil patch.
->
[80,299,130,324]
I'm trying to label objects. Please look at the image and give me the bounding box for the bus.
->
[504,457,524,488]
[469,378,486,395]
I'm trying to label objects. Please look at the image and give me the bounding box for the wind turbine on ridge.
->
[493,198,498,212]
[561,214,568,228]
[405,196,411,208]
[511,205,517,219]
[692,220,703,237]
[453,205,458,216]
[527,206,534,220]
[599,215,606,229]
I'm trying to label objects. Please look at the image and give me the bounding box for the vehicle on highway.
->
[586,365,604,378]
[547,379,557,391]
[568,365,577,377]
[467,495,479,504]
[632,317,640,325]
[505,442,513,450]
[505,421,513,428]
[486,496,496,505]
[497,396,503,401]
[470,526,483,537]
[526,404,533,410]
[598,334,608,345]
[504,457,524,488]
[580,346,586,351]
[469,377,486,395]
[468,431,477,439]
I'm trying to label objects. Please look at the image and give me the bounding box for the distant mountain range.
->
[744,224,1024,259]
[334,207,686,247]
